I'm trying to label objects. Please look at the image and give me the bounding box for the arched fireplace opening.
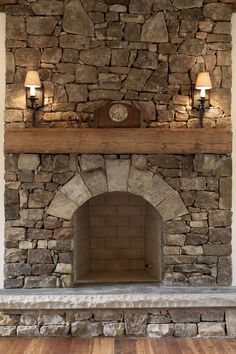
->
[73,192,162,284]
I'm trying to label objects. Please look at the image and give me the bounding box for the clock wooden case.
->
[96,102,141,128]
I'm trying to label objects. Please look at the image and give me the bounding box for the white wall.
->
[232,13,236,286]
[0,14,5,288]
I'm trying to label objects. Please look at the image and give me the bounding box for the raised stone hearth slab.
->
[0,286,236,310]
[0,286,236,337]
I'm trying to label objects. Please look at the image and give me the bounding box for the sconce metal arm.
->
[29,96,38,128]
[199,97,206,128]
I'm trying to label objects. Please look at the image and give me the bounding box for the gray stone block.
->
[198,322,225,337]
[17,325,40,336]
[103,322,125,337]
[124,312,148,335]
[170,310,200,323]
[175,323,197,337]
[147,324,174,338]
[71,321,103,337]
[40,325,70,337]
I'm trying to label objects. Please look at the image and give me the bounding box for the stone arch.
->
[47,155,188,222]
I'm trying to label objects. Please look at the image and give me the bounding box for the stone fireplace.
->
[5,153,232,288]
[1,0,236,340]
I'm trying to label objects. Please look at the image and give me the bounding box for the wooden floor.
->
[0,338,236,354]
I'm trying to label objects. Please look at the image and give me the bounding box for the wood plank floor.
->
[0,338,236,354]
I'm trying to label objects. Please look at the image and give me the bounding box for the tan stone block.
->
[198,322,225,337]
[147,323,174,338]
[60,174,91,207]
[19,241,35,250]
[55,263,72,274]
[163,246,180,255]
[156,191,188,221]
[181,246,203,256]
[5,226,25,241]
[106,159,130,192]
[128,167,153,195]
[47,192,78,220]
[143,174,174,207]
[18,154,40,171]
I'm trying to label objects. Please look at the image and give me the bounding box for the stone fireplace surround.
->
[5,152,232,289]
[1,0,236,339]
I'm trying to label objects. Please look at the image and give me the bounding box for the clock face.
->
[108,104,129,123]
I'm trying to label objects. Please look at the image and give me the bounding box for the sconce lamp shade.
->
[24,71,41,97]
[195,72,212,90]
[195,72,212,98]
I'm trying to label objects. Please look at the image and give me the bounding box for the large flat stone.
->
[156,191,188,221]
[143,174,174,206]
[141,12,168,43]
[47,192,78,220]
[128,167,153,195]
[63,0,94,36]
[60,174,91,206]
[80,155,104,172]
[82,170,107,196]
[18,154,40,171]
[106,160,130,192]
[0,287,236,310]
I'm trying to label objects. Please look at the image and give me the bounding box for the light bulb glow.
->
[29,86,36,97]
[200,88,206,98]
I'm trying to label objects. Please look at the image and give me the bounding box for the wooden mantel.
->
[5,128,232,154]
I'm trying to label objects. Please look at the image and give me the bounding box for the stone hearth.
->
[0,286,235,337]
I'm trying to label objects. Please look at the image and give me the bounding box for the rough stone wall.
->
[4,153,232,288]
[0,308,234,338]
[5,0,232,128]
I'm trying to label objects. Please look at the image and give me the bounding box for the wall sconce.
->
[191,72,212,128]
[24,70,42,127]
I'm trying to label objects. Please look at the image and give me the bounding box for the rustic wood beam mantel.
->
[4,128,232,154]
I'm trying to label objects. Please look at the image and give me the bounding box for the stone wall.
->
[4,153,232,288]
[0,308,234,338]
[5,0,232,128]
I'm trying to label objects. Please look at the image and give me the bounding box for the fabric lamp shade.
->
[195,72,212,90]
[25,71,41,97]
[195,72,212,98]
